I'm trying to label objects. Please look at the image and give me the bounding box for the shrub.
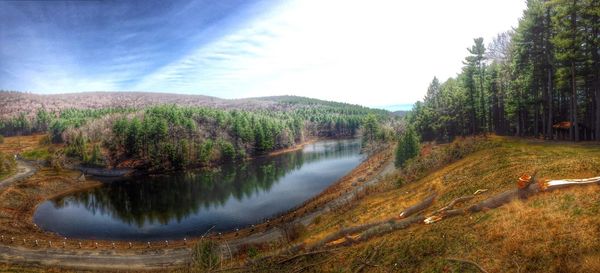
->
[279,222,307,243]
[218,139,235,162]
[395,176,406,187]
[247,246,259,259]
[236,148,247,160]
[65,133,88,160]
[49,120,66,143]
[197,140,214,165]
[86,143,104,167]
[0,152,16,176]
[46,148,65,172]
[191,240,220,272]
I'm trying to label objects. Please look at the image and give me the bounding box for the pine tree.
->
[395,127,420,168]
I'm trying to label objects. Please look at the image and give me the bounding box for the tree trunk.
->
[534,81,540,138]
[547,68,553,139]
[596,84,600,141]
[544,6,553,140]
[594,13,600,141]
[479,68,486,133]
[572,61,579,141]
[469,88,477,135]
[570,0,579,142]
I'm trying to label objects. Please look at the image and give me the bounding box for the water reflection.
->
[34,139,363,240]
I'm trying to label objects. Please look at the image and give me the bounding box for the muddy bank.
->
[76,166,134,177]
[267,138,318,156]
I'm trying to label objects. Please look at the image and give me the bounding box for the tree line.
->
[102,105,392,170]
[0,99,396,171]
[410,0,599,142]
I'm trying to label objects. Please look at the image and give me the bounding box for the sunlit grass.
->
[296,136,600,272]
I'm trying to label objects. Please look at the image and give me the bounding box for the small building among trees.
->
[552,122,593,141]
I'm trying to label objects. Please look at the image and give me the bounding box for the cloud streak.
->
[0,0,525,108]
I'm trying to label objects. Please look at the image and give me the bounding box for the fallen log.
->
[432,195,475,215]
[308,175,600,253]
[308,221,385,250]
[428,175,600,223]
[399,192,437,218]
[467,188,520,213]
[543,176,600,190]
[307,192,437,250]
[356,215,425,242]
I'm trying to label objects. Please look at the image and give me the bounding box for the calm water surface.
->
[34,139,363,240]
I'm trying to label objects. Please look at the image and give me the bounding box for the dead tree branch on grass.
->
[399,192,437,218]
[310,175,600,251]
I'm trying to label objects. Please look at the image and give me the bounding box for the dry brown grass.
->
[2,136,600,273]
[272,136,600,273]
[0,134,48,155]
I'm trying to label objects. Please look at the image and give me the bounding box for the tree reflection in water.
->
[50,139,362,229]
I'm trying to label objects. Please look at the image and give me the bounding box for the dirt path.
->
[0,157,396,271]
[0,160,36,190]
[0,244,190,270]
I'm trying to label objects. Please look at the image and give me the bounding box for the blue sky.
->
[0,0,525,109]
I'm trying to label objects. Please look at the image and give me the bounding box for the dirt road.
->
[0,244,190,270]
[0,160,36,190]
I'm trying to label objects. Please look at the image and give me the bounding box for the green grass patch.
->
[21,148,49,160]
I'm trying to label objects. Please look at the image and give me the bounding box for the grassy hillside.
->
[249,136,600,273]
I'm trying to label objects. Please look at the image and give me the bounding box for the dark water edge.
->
[33,139,363,241]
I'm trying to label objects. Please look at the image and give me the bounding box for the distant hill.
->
[0,91,388,119]
[377,103,413,112]
[392,110,409,117]
[255,95,363,108]
[0,91,226,118]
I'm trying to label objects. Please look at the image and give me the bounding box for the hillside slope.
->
[0,91,378,120]
[255,136,600,273]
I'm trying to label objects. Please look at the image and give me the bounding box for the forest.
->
[0,96,396,171]
[409,0,599,142]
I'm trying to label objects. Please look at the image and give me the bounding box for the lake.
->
[33,139,363,240]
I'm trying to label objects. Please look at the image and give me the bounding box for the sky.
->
[0,0,526,111]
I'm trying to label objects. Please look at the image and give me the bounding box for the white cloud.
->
[3,0,525,108]
[133,0,525,107]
